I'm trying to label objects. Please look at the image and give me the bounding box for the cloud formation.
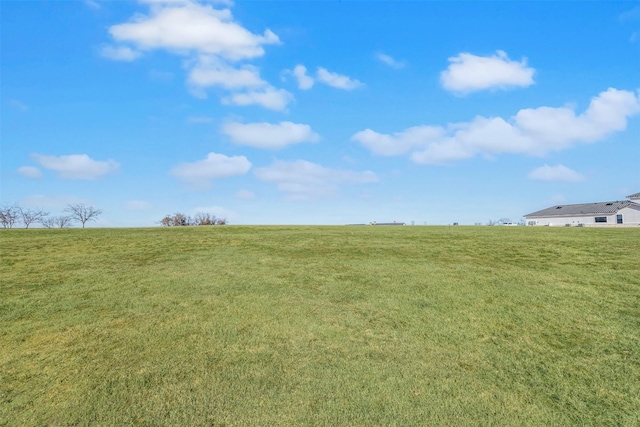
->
[17,166,42,179]
[100,45,142,61]
[222,87,293,111]
[170,152,251,189]
[221,121,319,149]
[291,64,314,90]
[31,154,119,180]
[353,88,640,164]
[108,1,278,60]
[255,160,377,200]
[104,0,291,110]
[528,165,585,182]
[317,67,363,90]
[440,50,535,94]
[188,57,265,90]
[375,52,405,69]
[352,126,444,156]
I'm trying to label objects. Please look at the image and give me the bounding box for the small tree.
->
[172,213,189,226]
[41,216,73,229]
[55,216,74,228]
[65,204,102,228]
[194,212,215,225]
[160,212,226,226]
[41,216,56,229]
[159,213,189,226]
[19,208,49,229]
[0,205,20,228]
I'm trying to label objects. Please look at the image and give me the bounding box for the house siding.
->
[527,206,640,226]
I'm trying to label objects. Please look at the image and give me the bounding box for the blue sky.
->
[2,0,639,226]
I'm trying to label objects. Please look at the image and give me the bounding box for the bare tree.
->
[0,205,20,228]
[41,216,56,229]
[65,204,102,228]
[41,216,73,229]
[173,213,189,226]
[194,212,217,225]
[159,213,189,226]
[19,208,49,229]
[55,216,74,228]
[160,212,226,226]
[160,215,173,227]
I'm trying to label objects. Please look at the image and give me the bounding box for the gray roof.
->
[627,192,640,199]
[525,201,640,218]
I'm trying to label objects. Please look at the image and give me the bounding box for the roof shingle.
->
[525,201,640,218]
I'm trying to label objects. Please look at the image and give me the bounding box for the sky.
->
[2,0,639,227]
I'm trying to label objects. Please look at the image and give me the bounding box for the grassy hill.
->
[1,226,639,425]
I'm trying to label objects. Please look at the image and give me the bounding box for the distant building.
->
[364,221,406,226]
[524,193,640,226]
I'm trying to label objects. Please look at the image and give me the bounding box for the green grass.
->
[1,226,639,426]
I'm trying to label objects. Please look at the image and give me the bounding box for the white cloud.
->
[103,0,288,111]
[187,55,265,90]
[254,160,377,200]
[440,50,535,94]
[352,126,444,156]
[316,67,363,90]
[221,121,319,150]
[186,56,292,108]
[18,166,42,179]
[31,154,120,180]
[291,64,314,90]
[108,1,278,61]
[223,87,293,111]
[170,152,251,189]
[125,200,152,210]
[528,165,585,182]
[354,88,640,164]
[375,52,404,69]
[100,45,142,61]
[235,189,255,199]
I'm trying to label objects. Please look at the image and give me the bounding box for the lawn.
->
[1,226,639,425]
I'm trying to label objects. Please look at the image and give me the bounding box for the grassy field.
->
[1,226,639,426]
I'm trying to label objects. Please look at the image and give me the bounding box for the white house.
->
[525,193,640,226]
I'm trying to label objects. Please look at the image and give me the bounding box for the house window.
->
[595,217,607,223]
[617,214,623,224]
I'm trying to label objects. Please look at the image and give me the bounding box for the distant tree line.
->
[0,203,102,229]
[160,212,227,227]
